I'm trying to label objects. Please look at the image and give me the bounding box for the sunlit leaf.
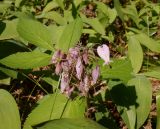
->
[0,51,51,69]
[56,18,83,52]
[128,36,143,73]
[0,89,21,129]
[34,118,107,129]
[17,17,53,50]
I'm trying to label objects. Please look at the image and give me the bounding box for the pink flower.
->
[97,44,110,65]
[82,49,89,65]
[76,57,83,80]
[60,72,69,93]
[92,66,100,85]
[55,62,62,75]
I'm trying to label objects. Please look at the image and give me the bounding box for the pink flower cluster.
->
[51,44,110,97]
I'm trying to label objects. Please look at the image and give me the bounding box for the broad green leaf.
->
[136,33,160,53]
[101,59,133,83]
[23,93,86,129]
[0,19,19,40]
[56,18,83,52]
[17,17,53,50]
[128,36,143,73]
[0,89,21,129]
[156,92,160,129]
[41,11,67,25]
[0,51,51,69]
[34,118,107,129]
[128,75,152,129]
[108,81,136,129]
[42,1,59,13]
[81,14,105,35]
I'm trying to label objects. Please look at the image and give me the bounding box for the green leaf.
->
[17,17,53,50]
[81,15,105,35]
[41,11,67,25]
[56,18,83,52]
[108,81,136,129]
[15,0,22,7]
[136,33,160,53]
[0,19,19,40]
[34,118,107,129]
[156,92,160,129]
[127,75,152,129]
[0,51,51,69]
[128,36,143,73]
[101,59,133,83]
[0,2,11,13]
[0,89,21,129]
[23,93,86,129]
[141,71,160,80]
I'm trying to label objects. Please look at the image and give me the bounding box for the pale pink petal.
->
[76,57,83,80]
[97,44,110,65]
[92,66,100,85]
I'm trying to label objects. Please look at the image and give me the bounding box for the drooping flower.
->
[97,44,110,65]
[60,72,69,93]
[76,57,83,80]
[55,62,62,75]
[82,49,89,65]
[51,50,62,64]
[91,66,100,85]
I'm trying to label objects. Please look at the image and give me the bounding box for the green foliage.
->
[34,118,107,129]
[23,93,86,129]
[156,92,160,129]
[56,18,83,52]
[0,0,160,128]
[0,51,51,69]
[0,89,21,129]
[17,17,53,50]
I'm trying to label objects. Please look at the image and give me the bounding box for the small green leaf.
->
[81,15,105,35]
[56,18,83,52]
[0,19,19,40]
[141,71,160,80]
[17,17,53,50]
[128,36,143,73]
[114,0,124,21]
[0,51,51,69]
[0,89,21,129]
[42,1,59,13]
[41,11,67,25]
[0,66,17,79]
[0,78,10,85]
[136,33,160,53]
[55,0,64,10]
[34,118,107,129]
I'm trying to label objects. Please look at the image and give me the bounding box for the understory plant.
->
[0,0,160,129]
